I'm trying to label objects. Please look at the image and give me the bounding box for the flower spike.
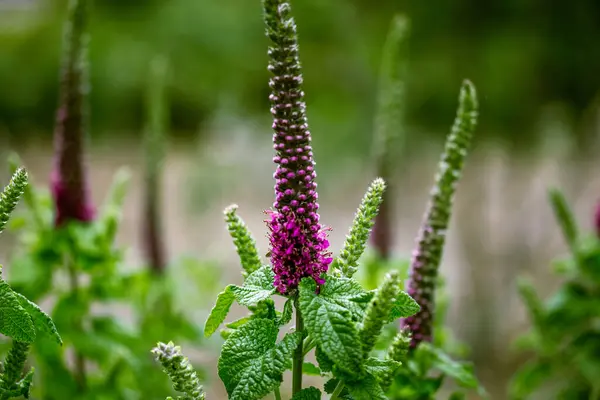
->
[402,80,478,347]
[50,0,95,226]
[263,0,332,294]
[152,342,206,400]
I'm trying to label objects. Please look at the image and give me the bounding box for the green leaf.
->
[509,360,554,399]
[226,316,253,330]
[316,346,334,372]
[229,266,276,307]
[364,357,401,383]
[449,391,467,400]
[218,318,301,400]
[204,286,235,337]
[299,278,363,377]
[302,362,321,376]
[230,285,274,307]
[323,276,370,321]
[278,297,293,326]
[345,374,387,400]
[388,290,420,321]
[12,292,62,345]
[291,387,322,399]
[548,188,579,255]
[0,277,35,343]
[324,378,339,394]
[419,343,484,392]
[356,289,420,322]
[245,265,276,290]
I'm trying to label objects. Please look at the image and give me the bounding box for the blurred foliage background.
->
[1,0,600,154]
[1,0,600,398]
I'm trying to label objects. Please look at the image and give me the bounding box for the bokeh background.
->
[1,0,600,398]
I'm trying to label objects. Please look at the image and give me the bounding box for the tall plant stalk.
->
[371,15,410,260]
[142,56,169,275]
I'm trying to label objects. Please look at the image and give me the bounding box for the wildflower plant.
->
[345,14,486,400]
[151,0,487,398]
[162,1,425,399]
[5,0,208,398]
[386,80,485,400]
[510,191,600,399]
[0,169,62,399]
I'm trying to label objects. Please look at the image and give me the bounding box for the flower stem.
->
[302,336,316,357]
[67,256,86,392]
[330,381,345,400]
[292,296,304,395]
[274,386,282,400]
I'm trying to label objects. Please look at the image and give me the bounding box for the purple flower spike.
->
[263,0,332,294]
[51,0,95,226]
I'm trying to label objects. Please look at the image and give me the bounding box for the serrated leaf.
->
[0,278,35,343]
[324,276,370,321]
[278,298,293,326]
[316,346,334,372]
[302,362,321,376]
[204,286,235,337]
[244,266,276,290]
[346,374,387,400]
[230,285,274,307]
[13,292,62,345]
[356,289,420,322]
[291,387,322,399]
[388,290,420,321]
[229,266,276,307]
[324,378,339,394]
[226,316,253,330]
[364,357,401,382]
[218,318,301,400]
[299,278,363,377]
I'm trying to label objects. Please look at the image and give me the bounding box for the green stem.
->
[292,296,304,395]
[330,381,345,400]
[274,386,282,400]
[67,256,87,392]
[302,336,316,357]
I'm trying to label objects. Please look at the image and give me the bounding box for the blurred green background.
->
[1,0,600,398]
[2,0,600,153]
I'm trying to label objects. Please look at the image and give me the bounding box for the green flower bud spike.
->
[380,328,412,391]
[402,80,478,347]
[336,178,386,278]
[1,341,30,389]
[152,342,206,400]
[0,168,28,234]
[224,204,262,279]
[359,271,401,357]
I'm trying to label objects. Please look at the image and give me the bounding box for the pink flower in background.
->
[50,0,95,226]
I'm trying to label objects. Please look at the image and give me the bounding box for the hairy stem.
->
[292,296,304,395]
[67,258,86,392]
[330,381,345,400]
